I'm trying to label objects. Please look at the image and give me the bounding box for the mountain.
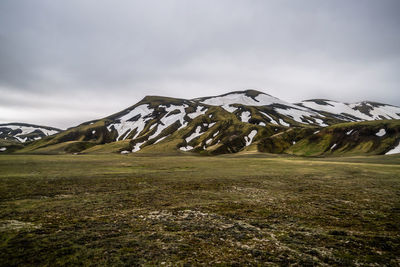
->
[297,99,400,121]
[8,90,400,155]
[287,120,400,156]
[0,123,61,153]
[0,123,60,143]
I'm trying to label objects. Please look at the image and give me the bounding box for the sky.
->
[1,0,399,129]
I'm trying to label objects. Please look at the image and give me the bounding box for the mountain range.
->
[1,90,400,156]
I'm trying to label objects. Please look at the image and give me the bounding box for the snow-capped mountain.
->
[0,123,60,143]
[297,99,400,122]
[10,89,400,155]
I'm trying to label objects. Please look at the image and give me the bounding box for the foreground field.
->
[1,154,399,266]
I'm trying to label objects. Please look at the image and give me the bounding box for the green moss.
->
[0,154,399,265]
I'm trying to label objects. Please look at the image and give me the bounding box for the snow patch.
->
[179,146,193,151]
[350,103,400,120]
[376,129,386,137]
[259,122,266,126]
[346,130,353,135]
[279,119,290,127]
[386,141,400,155]
[188,106,207,119]
[274,108,319,125]
[201,92,301,109]
[240,111,251,122]
[244,130,257,146]
[185,126,203,143]
[300,100,400,121]
[221,105,238,113]
[92,130,96,134]
[0,147,7,152]
[330,143,337,150]
[108,104,154,141]
[154,136,168,144]
[120,150,130,154]
[148,104,188,140]
[259,112,278,125]
[132,141,146,152]
[314,119,328,127]
[3,125,59,142]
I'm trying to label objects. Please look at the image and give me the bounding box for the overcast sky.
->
[1,0,399,129]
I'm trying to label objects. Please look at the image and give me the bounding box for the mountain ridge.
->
[1,89,400,155]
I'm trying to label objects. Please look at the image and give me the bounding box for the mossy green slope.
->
[12,92,400,156]
[16,120,115,154]
[138,106,284,155]
[287,120,400,156]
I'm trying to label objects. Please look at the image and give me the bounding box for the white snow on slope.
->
[349,103,400,120]
[213,131,219,137]
[201,92,300,109]
[346,130,353,135]
[188,106,207,119]
[314,119,328,127]
[301,101,371,121]
[259,112,278,125]
[199,91,400,127]
[0,147,6,152]
[132,141,146,152]
[185,126,203,143]
[385,141,400,155]
[180,146,193,151]
[206,138,213,145]
[240,111,251,122]
[279,119,290,127]
[259,122,266,126]
[244,130,257,146]
[148,105,188,139]
[108,104,154,140]
[154,135,168,144]
[274,108,326,126]
[2,125,59,142]
[376,129,386,137]
[330,143,337,150]
[4,125,58,136]
[222,105,238,113]
[301,100,400,121]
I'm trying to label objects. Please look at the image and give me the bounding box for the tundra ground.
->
[0,153,399,266]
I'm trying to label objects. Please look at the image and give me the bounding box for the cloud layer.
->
[1,0,399,128]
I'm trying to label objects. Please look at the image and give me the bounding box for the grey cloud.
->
[0,0,399,128]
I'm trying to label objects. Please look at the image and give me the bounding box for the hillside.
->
[0,123,61,153]
[6,90,400,155]
[287,120,400,156]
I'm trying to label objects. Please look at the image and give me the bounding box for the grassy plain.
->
[0,153,399,266]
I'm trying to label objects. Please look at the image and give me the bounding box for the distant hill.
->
[0,123,60,142]
[3,90,400,155]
